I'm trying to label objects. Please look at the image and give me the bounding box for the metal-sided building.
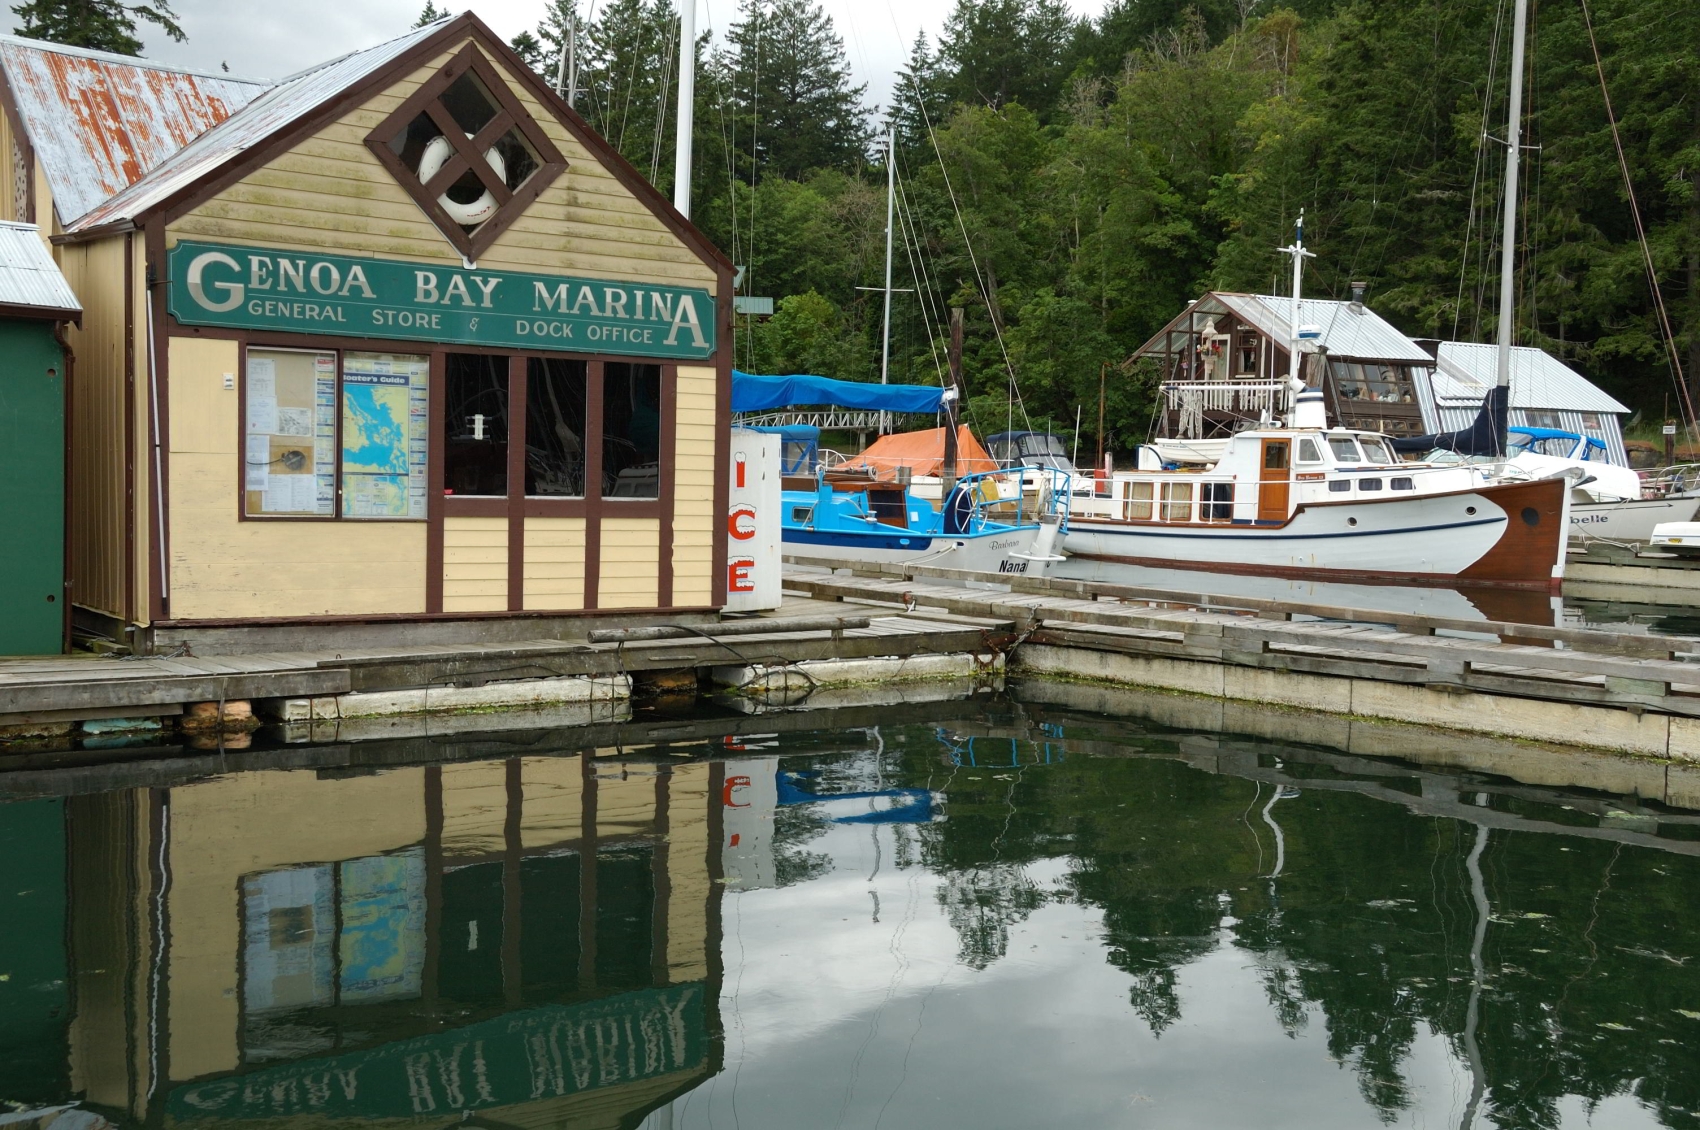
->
[1423,340,1631,466]
[0,14,730,652]
[0,220,79,655]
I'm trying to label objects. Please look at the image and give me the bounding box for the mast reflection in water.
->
[2,694,1699,1129]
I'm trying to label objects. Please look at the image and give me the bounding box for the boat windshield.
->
[1358,436,1395,464]
[1327,436,1363,462]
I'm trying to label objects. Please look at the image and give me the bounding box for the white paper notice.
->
[248,395,278,435]
[290,474,318,512]
[277,406,312,436]
[248,358,276,394]
[245,435,271,490]
[262,479,294,513]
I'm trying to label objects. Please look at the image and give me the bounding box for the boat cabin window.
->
[1391,477,1414,490]
[1327,436,1362,463]
[1359,478,1383,491]
[1296,437,1323,464]
[1201,482,1234,521]
[1328,480,1351,493]
[1124,480,1154,520]
[1161,481,1194,522]
[1357,436,1394,464]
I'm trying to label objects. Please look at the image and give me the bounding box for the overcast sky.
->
[128,0,1111,112]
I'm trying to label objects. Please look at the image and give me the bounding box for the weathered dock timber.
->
[783,555,1700,761]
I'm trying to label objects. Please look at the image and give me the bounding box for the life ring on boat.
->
[417,133,506,226]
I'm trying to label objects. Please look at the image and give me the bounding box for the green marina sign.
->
[167,240,717,360]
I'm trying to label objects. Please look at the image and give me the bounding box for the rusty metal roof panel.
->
[0,220,81,314]
[0,35,268,225]
[68,20,452,233]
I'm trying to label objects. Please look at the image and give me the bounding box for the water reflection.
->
[0,753,721,1128]
[3,695,1699,1129]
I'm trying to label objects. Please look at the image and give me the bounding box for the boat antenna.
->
[1492,0,1530,451]
[1278,208,1315,420]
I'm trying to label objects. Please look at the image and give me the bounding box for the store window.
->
[602,363,662,499]
[244,347,428,520]
[443,354,511,497]
[525,358,588,497]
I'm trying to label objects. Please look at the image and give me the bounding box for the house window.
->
[1237,334,1259,376]
[602,363,662,499]
[1525,410,1563,429]
[443,354,511,497]
[365,45,567,260]
[525,358,588,497]
[1580,412,1605,434]
[244,347,429,520]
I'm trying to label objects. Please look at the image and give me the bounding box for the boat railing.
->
[948,466,1072,534]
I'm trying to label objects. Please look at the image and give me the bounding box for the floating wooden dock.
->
[6,553,1700,762]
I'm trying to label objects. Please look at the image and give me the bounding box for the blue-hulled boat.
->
[734,372,1070,575]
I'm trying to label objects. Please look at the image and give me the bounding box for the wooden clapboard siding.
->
[665,761,712,983]
[440,759,509,858]
[165,335,427,619]
[519,755,583,849]
[166,38,718,293]
[59,234,144,621]
[597,516,659,608]
[442,514,508,612]
[523,515,585,611]
[672,365,717,605]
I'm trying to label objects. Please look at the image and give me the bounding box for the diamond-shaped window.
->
[366,46,566,260]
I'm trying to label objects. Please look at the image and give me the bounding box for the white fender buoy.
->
[417,133,506,225]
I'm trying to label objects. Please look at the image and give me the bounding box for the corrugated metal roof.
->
[68,20,451,233]
[1430,341,1628,414]
[0,219,80,314]
[1221,292,1437,363]
[0,34,267,225]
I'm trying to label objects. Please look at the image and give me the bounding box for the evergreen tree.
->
[413,1,448,28]
[718,0,871,182]
[937,0,1077,118]
[12,0,183,54]
[885,32,948,145]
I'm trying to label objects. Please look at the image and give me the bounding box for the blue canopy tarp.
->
[1509,426,1607,453]
[732,371,943,414]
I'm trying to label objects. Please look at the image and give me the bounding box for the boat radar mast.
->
[1277,209,1316,422]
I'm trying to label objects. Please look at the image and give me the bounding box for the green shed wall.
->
[0,318,65,653]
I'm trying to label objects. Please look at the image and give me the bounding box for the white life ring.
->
[417,133,506,226]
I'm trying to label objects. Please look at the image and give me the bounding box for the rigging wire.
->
[887,6,1034,435]
[648,6,680,183]
[1577,0,1695,430]
[1454,0,1506,341]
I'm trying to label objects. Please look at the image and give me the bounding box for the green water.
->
[1,691,1697,1129]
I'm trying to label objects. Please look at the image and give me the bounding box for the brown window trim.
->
[364,43,568,263]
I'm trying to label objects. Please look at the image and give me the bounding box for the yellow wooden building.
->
[0,14,730,651]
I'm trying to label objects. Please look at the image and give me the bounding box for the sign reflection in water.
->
[4,691,1700,1129]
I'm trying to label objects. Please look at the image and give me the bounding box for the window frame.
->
[364,45,568,262]
[239,344,432,523]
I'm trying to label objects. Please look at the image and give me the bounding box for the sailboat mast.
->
[1494,0,1530,390]
[672,0,696,218]
[880,127,895,432]
[1288,208,1306,388]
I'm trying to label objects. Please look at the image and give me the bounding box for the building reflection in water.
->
[3,753,723,1129]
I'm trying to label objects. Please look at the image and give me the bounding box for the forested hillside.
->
[476,0,1700,452]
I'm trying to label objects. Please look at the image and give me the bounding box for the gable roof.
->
[1138,292,1436,365]
[67,19,450,233]
[0,219,79,318]
[0,34,266,225]
[56,14,729,276]
[1213,293,1436,363]
[1430,341,1629,414]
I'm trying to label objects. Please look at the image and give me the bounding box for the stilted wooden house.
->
[0,15,730,653]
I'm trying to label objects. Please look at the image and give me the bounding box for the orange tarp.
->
[844,426,998,477]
